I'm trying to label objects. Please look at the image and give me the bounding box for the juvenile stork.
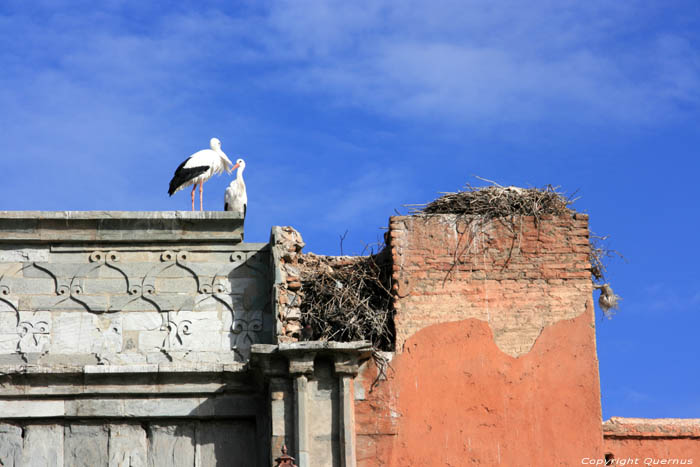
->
[224,159,247,217]
[168,137,234,211]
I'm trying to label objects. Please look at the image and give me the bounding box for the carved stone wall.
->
[0,212,271,368]
[0,212,275,467]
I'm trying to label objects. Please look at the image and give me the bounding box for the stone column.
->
[270,376,293,461]
[335,354,359,467]
[289,353,315,467]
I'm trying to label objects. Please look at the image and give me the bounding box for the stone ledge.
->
[0,394,262,418]
[253,341,373,354]
[603,417,700,438]
[251,341,374,377]
[0,361,247,375]
[0,211,244,243]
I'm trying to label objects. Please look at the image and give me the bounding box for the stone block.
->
[106,352,148,365]
[84,364,157,374]
[108,424,147,467]
[21,424,64,467]
[138,330,168,352]
[180,351,236,364]
[52,313,122,354]
[191,295,220,312]
[0,400,65,418]
[66,399,124,417]
[97,262,156,279]
[82,278,129,294]
[28,295,108,312]
[0,423,22,467]
[147,423,195,467]
[0,333,18,353]
[172,311,222,332]
[0,248,49,262]
[154,277,199,294]
[64,424,109,467]
[23,262,100,279]
[4,277,55,294]
[196,421,257,467]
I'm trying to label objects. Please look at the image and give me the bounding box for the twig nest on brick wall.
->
[411,180,624,319]
[299,251,393,350]
[415,184,574,220]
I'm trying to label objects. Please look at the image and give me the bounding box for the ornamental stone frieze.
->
[0,211,272,366]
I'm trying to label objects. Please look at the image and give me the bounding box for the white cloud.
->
[257,0,700,124]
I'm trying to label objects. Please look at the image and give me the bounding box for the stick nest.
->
[299,250,393,350]
[413,181,622,318]
[417,184,574,219]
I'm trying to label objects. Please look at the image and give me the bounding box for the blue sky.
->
[1,1,699,419]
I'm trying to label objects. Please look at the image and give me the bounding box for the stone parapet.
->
[0,210,244,243]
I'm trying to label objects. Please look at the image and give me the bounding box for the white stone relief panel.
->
[0,246,270,364]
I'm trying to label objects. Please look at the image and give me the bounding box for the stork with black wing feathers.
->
[168,137,234,211]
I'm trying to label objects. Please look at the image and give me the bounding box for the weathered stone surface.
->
[21,424,64,467]
[308,360,340,467]
[108,424,147,467]
[0,400,65,418]
[147,423,195,467]
[0,214,283,465]
[28,312,120,356]
[0,248,49,263]
[0,424,22,467]
[122,312,162,331]
[0,211,244,243]
[197,421,257,467]
[64,424,109,467]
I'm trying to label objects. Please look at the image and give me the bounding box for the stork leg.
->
[199,182,204,211]
[191,185,196,211]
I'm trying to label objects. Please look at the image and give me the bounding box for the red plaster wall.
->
[357,312,603,465]
[355,214,604,465]
[603,418,700,464]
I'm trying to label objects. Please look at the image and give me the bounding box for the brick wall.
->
[356,213,604,465]
[389,214,592,356]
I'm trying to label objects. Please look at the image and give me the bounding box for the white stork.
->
[224,159,247,217]
[168,137,234,211]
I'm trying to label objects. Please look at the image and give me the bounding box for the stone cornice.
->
[0,211,244,243]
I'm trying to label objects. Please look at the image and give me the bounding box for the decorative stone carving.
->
[162,312,193,350]
[0,274,18,312]
[232,309,263,358]
[17,312,51,353]
[1,242,271,362]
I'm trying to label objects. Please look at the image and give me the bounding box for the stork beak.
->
[231,163,240,172]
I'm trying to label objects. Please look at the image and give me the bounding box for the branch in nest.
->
[299,250,394,350]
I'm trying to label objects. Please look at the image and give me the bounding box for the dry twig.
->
[299,249,393,350]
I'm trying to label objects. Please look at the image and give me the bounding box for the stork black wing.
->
[168,160,210,196]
